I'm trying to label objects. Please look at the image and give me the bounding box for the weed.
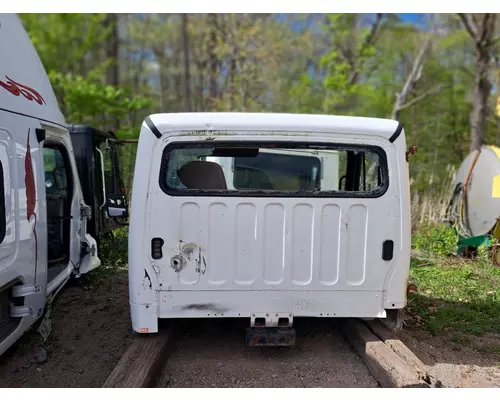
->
[82,227,129,285]
[412,223,458,257]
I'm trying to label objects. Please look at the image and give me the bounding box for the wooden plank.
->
[365,319,442,387]
[103,326,176,388]
[341,319,430,388]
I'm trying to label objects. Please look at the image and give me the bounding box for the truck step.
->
[245,327,296,347]
[11,284,40,298]
[9,304,33,318]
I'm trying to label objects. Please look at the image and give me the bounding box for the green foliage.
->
[477,237,498,264]
[48,72,151,128]
[20,13,110,76]
[287,73,325,114]
[19,13,500,202]
[412,223,459,257]
[83,227,129,285]
[21,13,151,135]
[99,227,129,269]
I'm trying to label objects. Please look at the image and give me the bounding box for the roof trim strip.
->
[389,122,403,143]
[145,116,162,139]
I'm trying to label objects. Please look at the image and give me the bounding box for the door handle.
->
[382,240,394,261]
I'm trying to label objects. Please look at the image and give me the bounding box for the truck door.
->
[42,126,99,281]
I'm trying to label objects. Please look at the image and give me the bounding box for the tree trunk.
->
[104,13,120,130]
[470,48,491,151]
[207,13,219,110]
[458,13,497,152]
[154,51,167,112]
[181,14,191,112]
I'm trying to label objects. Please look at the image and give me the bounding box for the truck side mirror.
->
[106,193,128,218]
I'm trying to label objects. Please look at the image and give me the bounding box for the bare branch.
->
[348,13,384,86]
[337,43,352,63]
[391,36,433,119]
[486,14,497,45]
[362,13,384,50]
[480,14,491,43]
[458,13,479,40]
[395,84,448,113]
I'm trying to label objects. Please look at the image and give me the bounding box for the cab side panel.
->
[382,129,411,309]
[0,112,47,356]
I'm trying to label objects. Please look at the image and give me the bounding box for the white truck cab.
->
[128,112,411,343]
[0,14,100,357]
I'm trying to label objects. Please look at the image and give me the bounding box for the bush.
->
[412,223,458,257]
[98,227,129,269]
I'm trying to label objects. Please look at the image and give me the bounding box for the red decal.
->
[25,129,38,282]
[0,76,46,105]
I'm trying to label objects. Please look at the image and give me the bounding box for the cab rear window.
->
[159,141,388,198]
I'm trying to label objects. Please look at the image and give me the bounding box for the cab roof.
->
[145,112,402,142]
[0,14,66,127]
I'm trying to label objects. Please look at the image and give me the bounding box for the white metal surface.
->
[129,113,411,334]
[0,14,66,127]
[145,112,400,140]
[0,14,100,357]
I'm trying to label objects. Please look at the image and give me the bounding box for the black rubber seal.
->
[145,116,162,139]
[35,128,46,143]
[389,122,403,143]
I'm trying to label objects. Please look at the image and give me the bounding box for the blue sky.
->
[399,13,420,23]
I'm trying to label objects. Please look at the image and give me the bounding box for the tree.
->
[458,13,499,151]
[103,13,120,129]
[181,14,191,112]
[321,14,389,113]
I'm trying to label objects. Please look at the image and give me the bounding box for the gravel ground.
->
[156,318,379,388]
[0,270,499,388]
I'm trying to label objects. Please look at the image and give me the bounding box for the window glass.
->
[44,147,69,197]
[160,141,388,198]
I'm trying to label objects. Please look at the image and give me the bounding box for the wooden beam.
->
[341,319,430,388]
[103,326,176,388]
[365,319,442,387]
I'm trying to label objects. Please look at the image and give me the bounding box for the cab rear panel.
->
[128,114,411,333]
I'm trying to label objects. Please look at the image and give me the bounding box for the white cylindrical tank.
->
[449,145,500,237]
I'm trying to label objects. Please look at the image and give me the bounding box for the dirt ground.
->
[157,318,378,388]
[398,329,500,388]
[0,270,134,388]
[0,270,499,388]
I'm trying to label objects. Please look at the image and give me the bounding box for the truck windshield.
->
[160,142,387,198]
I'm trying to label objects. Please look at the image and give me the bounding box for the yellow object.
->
[492,174,500,198]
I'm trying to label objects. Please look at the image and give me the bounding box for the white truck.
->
[126,112,411,345]
[0,14,124,357]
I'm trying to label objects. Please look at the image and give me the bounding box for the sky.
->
[399,13,420,23]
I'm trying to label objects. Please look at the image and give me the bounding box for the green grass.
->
[409,223,500,337]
